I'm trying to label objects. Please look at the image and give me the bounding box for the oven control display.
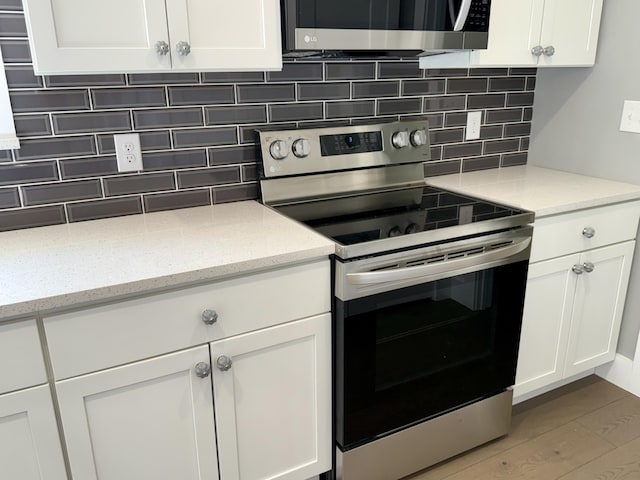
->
[320,131,382,156]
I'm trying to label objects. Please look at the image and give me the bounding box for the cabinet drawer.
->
[44,260,330,380]
[530,202,640,262]
[0,319,47,394]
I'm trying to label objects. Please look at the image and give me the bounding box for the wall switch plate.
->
[466,111,482,140]
[114,133,143,172]
[620,101,640,133]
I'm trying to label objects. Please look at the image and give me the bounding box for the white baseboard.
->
[596,353,640,396]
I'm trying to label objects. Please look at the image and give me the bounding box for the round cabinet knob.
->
[410,129,428,147]
[201,309,218,325]
[176,41,191,57]
[391,131,410,149]
[582,227,596,238]
[582,262,595,273]
[194,362,211,378]
[154,41,169,56]
[269,140,289,160]
[216,355,233,372]
[388,226,402,237]
[543,46,556,57]
[292,138,311,158]
[531,45,544,57]
[572,264,584,275]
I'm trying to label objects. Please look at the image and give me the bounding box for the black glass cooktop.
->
[274,185,530,250]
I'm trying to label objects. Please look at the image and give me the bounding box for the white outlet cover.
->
[114,133,143,172]
[466,111,482,140]
[620,101,640,133]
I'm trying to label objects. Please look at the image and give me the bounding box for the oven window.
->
[298,0,462,31]
[335,260,528,449]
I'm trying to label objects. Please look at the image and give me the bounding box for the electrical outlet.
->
[620,101,640,133]
[114,133,143,172]
[466,111,482,140]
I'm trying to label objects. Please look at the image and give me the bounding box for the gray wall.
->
[528,0,640,358]
[0,0,535,232]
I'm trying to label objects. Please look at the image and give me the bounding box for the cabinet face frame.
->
[0,385,67,480]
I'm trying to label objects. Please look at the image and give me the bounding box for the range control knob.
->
[388,226,402,237]
[405,223,420,235]
[410,129,428,147]
[269,140,289,160]
[292,138,311,158]
[391,131,410,149]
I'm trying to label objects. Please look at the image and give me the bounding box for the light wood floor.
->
[408,376,640,480]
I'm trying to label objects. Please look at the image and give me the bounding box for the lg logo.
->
[304,35,318,43]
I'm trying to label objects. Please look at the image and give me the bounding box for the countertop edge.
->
[0,245,334,322]
[425,166,640,218]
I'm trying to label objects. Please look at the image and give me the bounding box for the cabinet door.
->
[56,346,218,480]
[165,0,282,71]
[564,241,635,377]
[0,385,67,480]
[514,254,579,397]
[470,0,545,67]
[212,314,331,480]
[23,0,171,74]
[537,0,603,67]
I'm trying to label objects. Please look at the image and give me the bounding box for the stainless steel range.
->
[257,120,533,480]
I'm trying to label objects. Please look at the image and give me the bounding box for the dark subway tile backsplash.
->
[0,39,30,63]
[0,187,20,209]
[66,197,142,223]
[0,15,536,231]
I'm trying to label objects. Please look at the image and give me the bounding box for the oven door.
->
[334,228,531,450]
[283,0,491,52]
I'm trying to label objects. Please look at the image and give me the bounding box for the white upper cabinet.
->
[165,0,282,72]
[23,0,282,74]
[420,0,603,68]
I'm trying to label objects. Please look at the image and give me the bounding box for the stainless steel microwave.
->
[281,0,491,55]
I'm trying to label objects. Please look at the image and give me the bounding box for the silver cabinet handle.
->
[194,362,211,378]
[201,309,218,325]
[531,45,544,57]
[155,41,169,56]
[572,264,584,275]
[176,41,191,56]
[216,355,232,371]
[543,46,556,57]
[582,227,596,238]
[582,262,595,273]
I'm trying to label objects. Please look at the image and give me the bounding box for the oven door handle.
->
[346,237,531,285]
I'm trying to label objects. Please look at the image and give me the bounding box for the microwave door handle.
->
[453,0,473,31]
[346,236,531,286]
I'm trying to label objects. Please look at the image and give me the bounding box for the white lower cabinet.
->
[0,385,67,480]
[56,314,331,480]
[56,345,219,480]
[514,202,640,399]
[212,314,331,480]
[564,242,635,376]
[49,260,332,480]
[514,255,578,394]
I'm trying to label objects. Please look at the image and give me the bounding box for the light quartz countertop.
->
[426,165,640,217]
[0,201,334,321]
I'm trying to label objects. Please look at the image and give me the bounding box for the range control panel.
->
[258,120,431,179]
